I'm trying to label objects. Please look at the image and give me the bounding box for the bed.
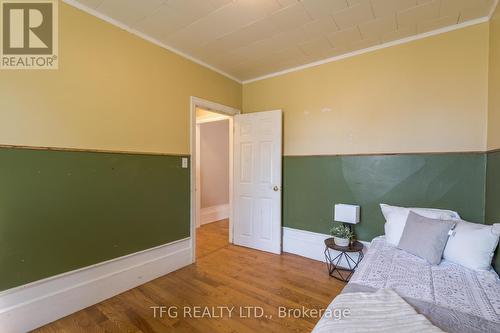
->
[313,236,500,333]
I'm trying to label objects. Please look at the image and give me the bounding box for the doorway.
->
[190,97,239,262]
[195,109,230,258]
[190,97,283,263]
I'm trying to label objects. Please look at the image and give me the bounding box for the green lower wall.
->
[2,149,497,291]
[0,148,190,291]
[486,151,500,272]
[283,153,487,241]
[486,151,500,222]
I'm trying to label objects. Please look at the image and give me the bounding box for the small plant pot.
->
[333,236,350,247]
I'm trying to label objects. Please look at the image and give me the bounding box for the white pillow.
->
[443,221,500,271]
[380,204,461,246]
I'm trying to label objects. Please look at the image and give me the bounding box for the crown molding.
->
[489,0,499,19]
[62,0,242,84]
[242,16,489,84]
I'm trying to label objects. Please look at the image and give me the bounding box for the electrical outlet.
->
[181,157,188,169]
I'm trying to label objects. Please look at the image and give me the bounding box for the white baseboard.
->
[283,227,370,266]
[200,204,229,225]
[0,238,192,333]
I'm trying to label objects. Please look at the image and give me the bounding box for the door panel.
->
[233,110,282,254]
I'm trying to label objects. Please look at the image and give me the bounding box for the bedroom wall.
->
[486,151,500,271]
[488,4,500,151]
[0,3,241,154]
[284,154,486,241]
[0,2,241,291]
[486,4,500,272]
[244,24,489,156]
[243,23,490,241]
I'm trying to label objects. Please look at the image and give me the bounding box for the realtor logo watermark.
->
[1,0,58,69]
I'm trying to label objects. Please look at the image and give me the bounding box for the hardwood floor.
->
[34,220,345,333]
[195,219,230,259]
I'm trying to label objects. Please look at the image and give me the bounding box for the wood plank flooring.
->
[34,220,345,332]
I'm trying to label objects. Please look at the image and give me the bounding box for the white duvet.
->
[312,289,443,333]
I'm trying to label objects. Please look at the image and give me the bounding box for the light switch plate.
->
[181,157,188,169]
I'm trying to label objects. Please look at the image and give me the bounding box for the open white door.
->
[233,110,282,254]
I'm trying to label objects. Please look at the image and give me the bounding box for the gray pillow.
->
[397,211,456,265]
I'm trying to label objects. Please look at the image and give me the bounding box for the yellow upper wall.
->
[0,3,493,155]
[0,2,241,155]
[489,5,500,150]
[243,23,489,156]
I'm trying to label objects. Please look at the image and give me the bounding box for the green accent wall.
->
[0,148,190,291]
[283,154,487,242]
[486,151,500,222]
[2,149,497,291]
[486,151,500,272]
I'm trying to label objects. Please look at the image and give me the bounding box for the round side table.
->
[324,238,364,282]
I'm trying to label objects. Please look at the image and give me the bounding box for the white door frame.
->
[190,96,240,263]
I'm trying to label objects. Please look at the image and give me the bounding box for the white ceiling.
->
[73,0,497,82]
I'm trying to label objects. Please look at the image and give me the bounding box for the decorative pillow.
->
[380,203,461,246]
[443,221,500,271]
[397,212,456,265]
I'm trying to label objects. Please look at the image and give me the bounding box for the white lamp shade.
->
[334,204,360,224]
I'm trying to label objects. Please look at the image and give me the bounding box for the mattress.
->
[334,237,500,333]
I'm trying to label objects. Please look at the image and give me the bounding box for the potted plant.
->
[330,224,353,247]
